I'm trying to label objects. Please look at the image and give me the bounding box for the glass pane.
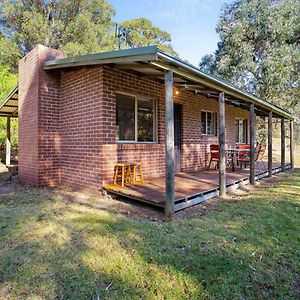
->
[239,124,243,143]
[201,111,207,134]
[137,99,154,142]
[243,120,247,143]
[235,120,239,143]
[207,112,213,135]
[237,119,244,143]
[116,94,135,141]
[215,113,218,136]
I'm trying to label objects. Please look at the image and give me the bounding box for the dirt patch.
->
[0,166,293,222]
[0,163,20,195]
[0,163,10,181]
[53,187,164,222]
[0,184,18,194]
[173,197,220,220]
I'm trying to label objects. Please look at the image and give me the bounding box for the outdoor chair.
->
[208,144,219,170]
[237,144,260,169]
[256,145,267,172]
[237,144,250,169]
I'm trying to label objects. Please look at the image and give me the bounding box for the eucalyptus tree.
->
[120,18,177,55]
[0,0,116,66]
[199,0,300,118]
[0,1,177,70]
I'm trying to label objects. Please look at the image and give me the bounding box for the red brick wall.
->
[59,66,165,190]
[60,67,105,192]
[18,45,64,186]
[19,48,250,192]
[99,66,166,186]
[97,66,250,185]
[19,47,39,185]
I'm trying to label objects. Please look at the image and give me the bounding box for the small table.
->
[225,149,250,172]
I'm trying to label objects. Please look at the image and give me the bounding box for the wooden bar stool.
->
[113,163,144,187]
[113,163,125,187]
[124,164,133,185]
[130,162,144,184]
[113,163,135,186]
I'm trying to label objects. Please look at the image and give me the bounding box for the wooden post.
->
[268,111,273,177]
[281,118,285,172]
[218,92,226,196]
[5,116,11,166]
[164,70,175,218]
[249,103,255,184]
[290,120,294,170]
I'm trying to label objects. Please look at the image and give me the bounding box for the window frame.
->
[116,92,158,144]
[235,118,248,144]
[201,110,217,136]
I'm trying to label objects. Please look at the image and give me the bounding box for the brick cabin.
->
[13,45,293,211]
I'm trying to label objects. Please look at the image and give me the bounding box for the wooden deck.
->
[104,163,291,211]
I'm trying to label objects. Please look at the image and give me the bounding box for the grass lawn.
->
[0,171,299,299]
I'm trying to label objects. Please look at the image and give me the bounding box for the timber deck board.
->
[103,163,289,207]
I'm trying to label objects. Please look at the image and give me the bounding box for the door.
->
[174,104,182,173]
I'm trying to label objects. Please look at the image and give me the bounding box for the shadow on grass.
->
[0,170,299,299]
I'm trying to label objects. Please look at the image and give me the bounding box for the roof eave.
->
[0,85,18,106]
[43,46,293,120]
[0,84,18,109]
[0,84,19,117]
[156,51,294,120]
[43,46,159,70]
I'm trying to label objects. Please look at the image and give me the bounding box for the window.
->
[201,111,217,135]
[235,119,248,144]
[116,93,156,142]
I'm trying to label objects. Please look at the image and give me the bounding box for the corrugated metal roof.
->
[44,46,158,69]
[43,46,294,120]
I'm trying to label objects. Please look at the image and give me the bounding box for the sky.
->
[109,0,231,66]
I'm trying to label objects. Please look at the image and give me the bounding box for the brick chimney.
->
[18,45,65,186]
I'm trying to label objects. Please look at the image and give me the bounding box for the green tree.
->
[0,35,21,72]
[199,0,300,116]
[120,18,177,55]
[0,65,18,156]
[199,54,218,76]
[0,65,17,100]
[0,2,177,67]
[0,0,116,65]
